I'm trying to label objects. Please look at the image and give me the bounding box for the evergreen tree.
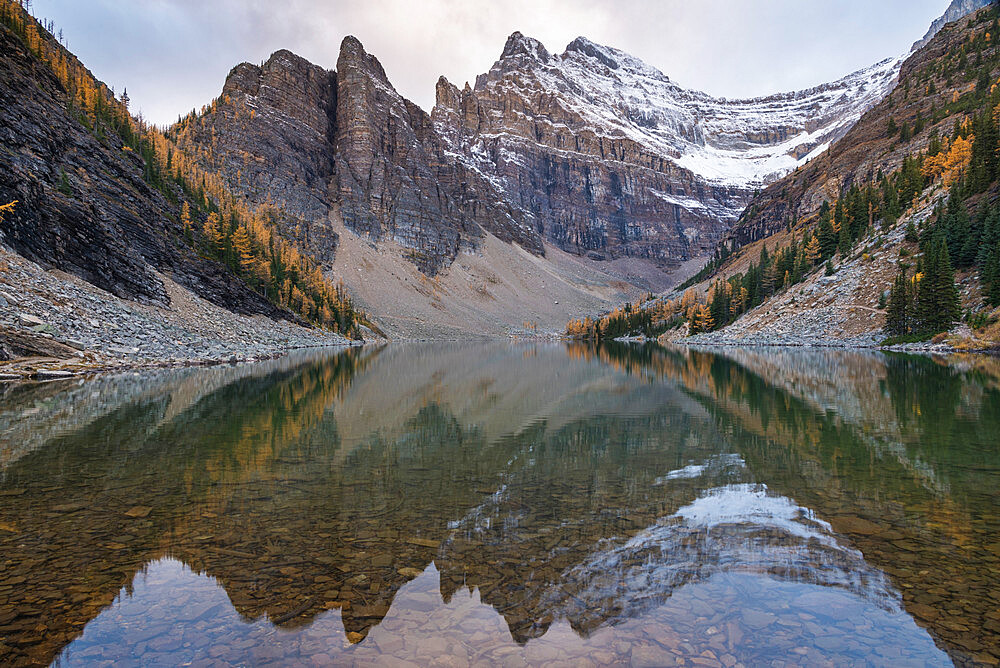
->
[916,242,938,332]
[792,248,807,283]
[917,237,961,333]
[981,240,1000,307]
[899,121,912,143]
[838,219,852,257]
[885,268,911,336]
[817,214,837,258]
[935,238,962,330]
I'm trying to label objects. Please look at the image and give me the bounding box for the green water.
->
[1,343,998,667]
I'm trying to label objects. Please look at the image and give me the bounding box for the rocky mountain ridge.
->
[180,24,924,285]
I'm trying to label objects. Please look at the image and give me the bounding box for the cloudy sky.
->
[32,0,949,127]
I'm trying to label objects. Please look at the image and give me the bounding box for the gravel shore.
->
[0,247,363,380]
[678,333,960,354]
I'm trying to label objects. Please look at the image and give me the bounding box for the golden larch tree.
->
[180,201,192,236]
[805,236,822,265]
[231,225,254,273]
[202,212,223,249]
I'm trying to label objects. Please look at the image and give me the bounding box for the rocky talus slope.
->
[684,195,943,349]
[0,247,354,380]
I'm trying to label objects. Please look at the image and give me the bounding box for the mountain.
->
[170,30,913,337]
[432,33,900,271]
[3,0,993,347]
[175,36,670,338]
[0,2,374,371]
[633,3,1000,349]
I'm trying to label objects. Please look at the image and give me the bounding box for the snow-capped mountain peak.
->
[433,31,904,269]
[488,32,902,190]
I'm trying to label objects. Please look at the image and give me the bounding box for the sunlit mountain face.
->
[1,343,998,666]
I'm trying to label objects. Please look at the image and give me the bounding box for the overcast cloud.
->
[31,0,949,127]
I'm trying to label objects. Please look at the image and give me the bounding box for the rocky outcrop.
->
[171,49,341,264]
[0,324,79,361]
[0,24,288,319]
[431,32,900,271]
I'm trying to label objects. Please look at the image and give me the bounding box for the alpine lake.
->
[1,342,999,667]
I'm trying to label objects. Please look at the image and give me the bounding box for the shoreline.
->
[620,332,1000,356]
[675,340,1000,356]
[1,245,378,382]
[5,330,997,384]
[0,339,370,383]
[678,336,1000,355]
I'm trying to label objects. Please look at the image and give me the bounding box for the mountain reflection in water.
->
[0,342,997,666]
[57,552,946,667]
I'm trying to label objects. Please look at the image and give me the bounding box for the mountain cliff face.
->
[332,36,542,273]
[432,33,901,270]
[176,37,542,276]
